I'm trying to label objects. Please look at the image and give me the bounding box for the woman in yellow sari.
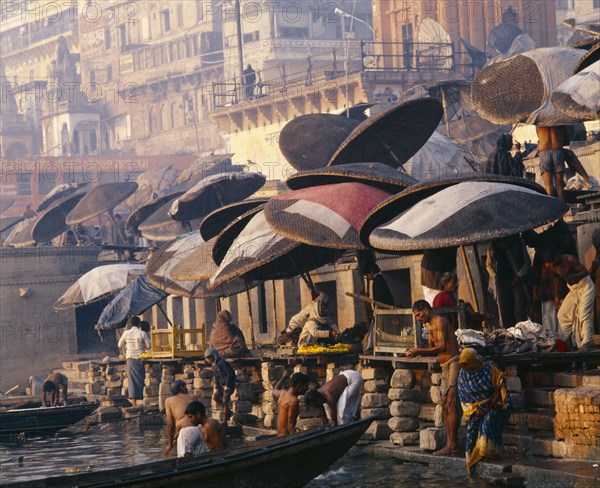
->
[457,348,512,471]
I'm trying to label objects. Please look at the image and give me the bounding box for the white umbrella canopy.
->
[405,131,478,181]
[54,263,146,310]
[551,60,600,122]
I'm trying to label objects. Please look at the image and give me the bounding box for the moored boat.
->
[0,403,99,438]
[3,417,373,488]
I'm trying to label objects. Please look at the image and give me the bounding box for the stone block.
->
[553,373,581,388]
[232,413,259,425]
[105,380,123,389]
[75,361,92,372]
[390,432,420,446]
[193,377,212,389]
[523,388,555,407]
[296,417,324,430]
[419,403,436,421]
[390,401,420,417]
[251,405,265,420]
[232,401,253,413]
[361,393,390,409]
[299,403,322,418]
[565,444,600,461]
[143,397,159,407]
[388,388,422,402]
[175,373,194,381]
[390,369,416,389]
[435,404,444,428]
[526,412,554,431]
[505,366,518,377]
[263,414,277,429]
[261,364,284,382]
[510,393,524,410]
[388,416,419,432]
[85,382,102,395]
[360,408,391,421]
[362,420,392,440]
[361,367,386,381]
[144,386,158,397]
[98,407,123,422]
[581,374,600,388]
[161,374,175,384]
[430,386,442,405]
[505,376,522,393]
[235,371,250,383]
[262,402,277,416]
[106,387,122,398]
[430,373,442,386]
[419,427,446,451]
[144,377,159,387]
[363,379,389,393]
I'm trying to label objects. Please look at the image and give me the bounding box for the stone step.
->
[503,432,566,459]
[521,371,583,389]
[508,408,555,432]
[522,387,556,407]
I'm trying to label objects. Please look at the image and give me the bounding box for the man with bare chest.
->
[536,126,569,200]
[545,254,595,352]
[273,370,309,435]
[304,369,364,426]
[406,300,461,456]
[164,380,198,456]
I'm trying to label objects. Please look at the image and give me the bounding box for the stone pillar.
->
[160,365,175,412]
[143,363,161,408]
[193,365,214,417]
[388,368,420,446]
[231,368,255,424]
[261,361,283,429]
[85,363,104,396]
[361,367,392,441]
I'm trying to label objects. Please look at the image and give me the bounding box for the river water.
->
[0,422,478,487]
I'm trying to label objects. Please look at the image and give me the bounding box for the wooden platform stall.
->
[151,326,205,359]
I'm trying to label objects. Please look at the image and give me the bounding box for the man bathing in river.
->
[176,401,229,458]
[42,372,68,407]
[406,300,461,456]
[304,369,363,426]
[273,369,309,435]
[164,379,197,456]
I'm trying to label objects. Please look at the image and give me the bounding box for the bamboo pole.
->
[460,245,479,313]
[245,280,256,348]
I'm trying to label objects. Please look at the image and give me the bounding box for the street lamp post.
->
[235,0,245,102]
[333,7,374,36]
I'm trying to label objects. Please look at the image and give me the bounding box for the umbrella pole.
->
[244,280,256,349]
[107,209,128,245]
[157,302,174,327]
[300,272,316,296]
[272,281,279,339]
[216,297,222,313]
[460,245,480,313]
[471,243,489,330]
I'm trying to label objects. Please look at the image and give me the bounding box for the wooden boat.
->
[0,403,99,437]
[4,417,373,488]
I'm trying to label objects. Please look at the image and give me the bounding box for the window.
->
[161,10,170,32]
[104,27,111,49]
[177,4,184,27]
[594,0,600,8]
[106,66,112,81]
[16,173,32,196]
[89,70,95,83]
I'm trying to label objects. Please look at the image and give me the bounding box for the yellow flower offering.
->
[139,353,152,359]
[297,343,351,355]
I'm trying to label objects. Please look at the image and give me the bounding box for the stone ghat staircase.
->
[505,368,600,461]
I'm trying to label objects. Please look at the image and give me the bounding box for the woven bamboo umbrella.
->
[36,182,86,213]
[286,162,417,192]
[126,166,180,209]
[31,191,87,243]
[264,182,391,251]
[471,47,586,126]
[169,172,266,222]
[173,154,235,186]
[125,191,185,234]
[0,216,24,234]
[2,217,36,247]
[146,231,255,299]
[0,199,14,215]
[328,99,444,168]
[279,114,359,171]
[574,42,600,73]
[138,198,202,243]
[210,209,337,290]
[362,179,567,253]
[66,182,138,244]
[199,198,269,241]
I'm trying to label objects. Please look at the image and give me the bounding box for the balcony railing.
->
[212,45,363,107]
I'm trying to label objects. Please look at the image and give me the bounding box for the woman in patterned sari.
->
[457,348,512,472]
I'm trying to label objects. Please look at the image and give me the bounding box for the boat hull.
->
[0,403,99,437]
[5,417,373,488]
